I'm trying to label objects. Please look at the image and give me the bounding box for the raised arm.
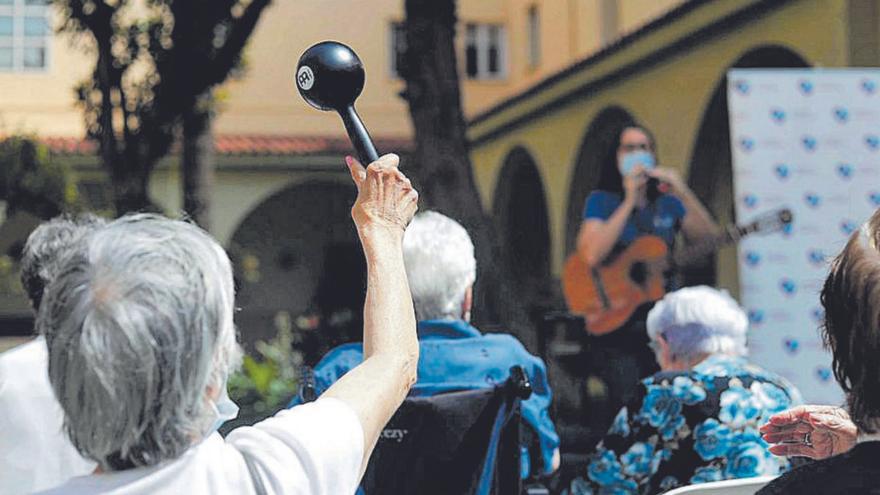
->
[322,153,420,473]
[577,167,644,267]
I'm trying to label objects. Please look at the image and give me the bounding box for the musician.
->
[575,123,719,416]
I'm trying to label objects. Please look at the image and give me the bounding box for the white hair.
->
[646,285,748,361]
[38,213,241,470]
[403,211,476,321]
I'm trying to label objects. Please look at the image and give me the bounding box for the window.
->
[527,6,540,68]
[464,23,506,80]
[388,21,407,78]
[0,0,50,71]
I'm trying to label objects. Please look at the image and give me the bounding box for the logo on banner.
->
[815,366,833,383]
[807,249,826,266]
[744,251,761,267]
[869,191,880,207]
[782,223,794,236]
[804,192,822,208]
[734,79,750,95]
[801,135,818,152]
[773,163,790,180]
[798,79,814,95]
[748,309,765,326]
[811,307,825,323]
[779,277,797,296]
[836,163,854,179]
[742,194,758,209]
[739,137,755,152]
[770,108,787,124]
[783,338,800,355]
[865,134,880,151]
[832,106,849,123]
[862,78,877,95]
[841,220,858,236]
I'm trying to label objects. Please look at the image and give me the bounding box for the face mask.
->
[620,150,656,176]
[207,384,240,436]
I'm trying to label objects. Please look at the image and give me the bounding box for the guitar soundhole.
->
[630,262,648,285]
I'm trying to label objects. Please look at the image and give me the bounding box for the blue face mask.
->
[207,384,240,436]
[620,150,656,176]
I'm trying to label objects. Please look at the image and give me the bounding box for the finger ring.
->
[803,432,812,446]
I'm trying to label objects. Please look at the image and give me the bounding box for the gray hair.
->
[20,213,107,311]
[646,285,748,361]
[38,213,241,470]
[403,211,476,321]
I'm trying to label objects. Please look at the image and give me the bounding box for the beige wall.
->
[0,0,686,140]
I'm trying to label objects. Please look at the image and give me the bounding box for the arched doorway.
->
[492,147,552,306]
[565,106,637,256]
[228,180,364,364]
[686,45,810,287]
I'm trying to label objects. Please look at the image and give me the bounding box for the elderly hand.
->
[346,154,419,240]
[760,405,857,459]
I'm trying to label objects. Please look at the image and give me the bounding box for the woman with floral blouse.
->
[565,286,802,494]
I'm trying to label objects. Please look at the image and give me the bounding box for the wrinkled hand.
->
[347,154,419,239]
[760,405,857,459]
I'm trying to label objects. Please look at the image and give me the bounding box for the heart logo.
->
[744,251,761,267]
[799,79,814,95]
[801,136,817,151]
[734,79,750,95]
[773,164,790,179]
[748,309,765,325]
[836,163,854,179]
[779,278,797,295]
[865,135,880,150]
[807,249,825,265]
[832,106,849,123]
[804,192,821,208]
[869,192,880,207]
[811,307,825,323]
[783,338,800,355]
[739,138,755,152]
[782,223,794,236]
[742,194,758,209]
[862,79,876,95]
[770,108,786,123]
[815,367,833,382]
[841,220,858,236]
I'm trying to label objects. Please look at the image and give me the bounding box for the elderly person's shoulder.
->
[758,441,880,495]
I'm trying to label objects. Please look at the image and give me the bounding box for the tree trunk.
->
[182,94,215,230]
[401,0,535,348]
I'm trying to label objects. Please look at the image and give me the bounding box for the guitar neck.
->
[672,223,752,267]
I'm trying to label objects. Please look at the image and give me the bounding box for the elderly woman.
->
[757,209,880,494]
[292,211,560,478]
[36,154,419,494]
[565,286,802,494]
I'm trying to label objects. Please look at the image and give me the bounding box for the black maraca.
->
[296,41,379,164]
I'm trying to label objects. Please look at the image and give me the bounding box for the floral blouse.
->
[566,354,803,495]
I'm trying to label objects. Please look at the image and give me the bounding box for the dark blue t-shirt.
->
[583,190,686,250]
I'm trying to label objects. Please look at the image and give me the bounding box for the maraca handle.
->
[340,105,379,164]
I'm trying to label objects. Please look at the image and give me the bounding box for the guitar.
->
[562,208,793,336]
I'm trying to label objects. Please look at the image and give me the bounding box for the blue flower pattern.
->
[568,355,801,495]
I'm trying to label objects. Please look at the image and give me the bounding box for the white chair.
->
[662,475,778,495]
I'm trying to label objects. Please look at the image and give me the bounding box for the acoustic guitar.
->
[562,208,792,335]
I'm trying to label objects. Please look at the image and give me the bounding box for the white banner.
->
[728,69,880,404]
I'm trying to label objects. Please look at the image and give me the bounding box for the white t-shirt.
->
[0,336,97,494]
[36,397,365,495]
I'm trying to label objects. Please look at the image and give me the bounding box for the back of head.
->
[646,285,748,361]
[38,213,240,470]
[20,213,107,312]
[821,208,880,433]
[403,211,476,321]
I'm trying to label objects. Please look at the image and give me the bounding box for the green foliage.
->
[0,136,79,219]
[228,321,302,418]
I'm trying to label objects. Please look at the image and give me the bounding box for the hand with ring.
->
[760,405,857,459]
